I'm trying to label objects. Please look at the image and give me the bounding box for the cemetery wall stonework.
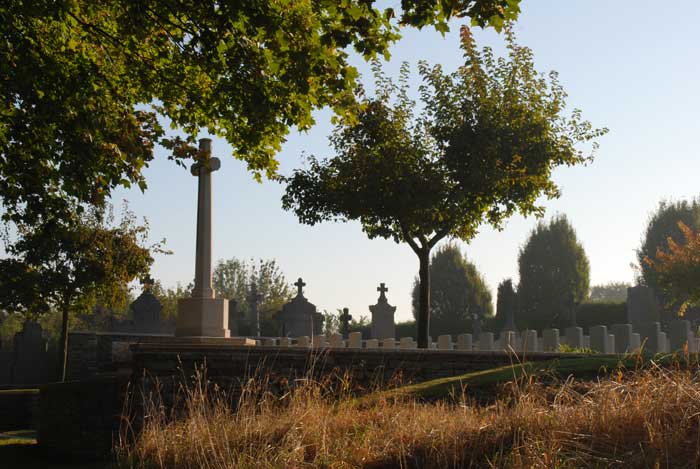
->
[130,343,589,394]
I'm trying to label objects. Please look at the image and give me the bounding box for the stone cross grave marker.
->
[340,307,352,339]
[277,278,324,337]
[247,282,262,337]
[176,138,229,337]
[370,283,396,340]
[130,289,163,333]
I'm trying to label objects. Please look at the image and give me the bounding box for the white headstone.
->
[366,339,379,349]
[296,336,310,347]
[478,332,494,351]
[500,331,517,351]
[382,338,396,350]
[348,332,363,349]
[589,325,609,353]
[329,333,344,348]
[522,330,538,353]
[456,333,473,351]
[437,335,453,350]
[542,329,560,352]
[607,334,615,354]
[631,333,641,352]
[399,337,415,349]
[565,327,584,349]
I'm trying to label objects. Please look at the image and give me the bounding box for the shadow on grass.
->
[0,431,109,469]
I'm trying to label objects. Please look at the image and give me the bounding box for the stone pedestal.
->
[176,297,230,337]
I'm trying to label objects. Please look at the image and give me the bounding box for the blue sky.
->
[111,0,700,323]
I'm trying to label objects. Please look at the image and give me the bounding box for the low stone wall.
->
[67,331,175,381]
[131,341,592,397]
[0,388,40,432]
[39,374,129,460]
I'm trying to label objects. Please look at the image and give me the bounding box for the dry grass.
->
[117,362,700,468]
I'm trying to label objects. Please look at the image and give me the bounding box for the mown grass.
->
[117,354,700,468]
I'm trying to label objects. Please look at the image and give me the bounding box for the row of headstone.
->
[249,319,700,354]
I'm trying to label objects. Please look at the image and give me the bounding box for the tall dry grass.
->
[117,362,700,468]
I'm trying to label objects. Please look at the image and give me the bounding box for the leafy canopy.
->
[517,215,590,330]
[0,0,519,226]
[410,243,493,335]
[282,27,607,254]
[645,222,700,314]
[637,198,700,298]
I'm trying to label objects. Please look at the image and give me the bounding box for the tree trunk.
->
[60,304,69,382]
[416,247,431,348]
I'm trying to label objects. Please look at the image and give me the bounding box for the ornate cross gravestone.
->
[339,307,352,339]
[130,287,163,333]
[12,321,48,385]
[276,278,324,337]
[370,283,396,340]
[176,139,229,337]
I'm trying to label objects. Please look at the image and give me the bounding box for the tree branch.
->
[428,227,449,249]
[400,223,421,255]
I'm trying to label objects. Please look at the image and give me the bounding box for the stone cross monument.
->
[175,138,230,337]
[370,283,396,339]
[340,307,353,339]
[247,282,262,337]
[276,278,324,337]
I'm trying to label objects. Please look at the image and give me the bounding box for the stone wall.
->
[0,389,40,432]
[67,331,175,381]
[39,374,129,459]
[130,342,591,396]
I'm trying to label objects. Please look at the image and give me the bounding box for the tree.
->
[495,278,518,331]
[517,215,590,330]
[0,1,520,229]
[644,221,700,314]
[212,258,293,335]
[588,282,630,303]
[637,198,700,298]
[0,204,158,380]
[282,29,606,347]
[410,243,492,336]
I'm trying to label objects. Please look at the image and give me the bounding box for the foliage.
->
[575,302,628,333]
[645,221,700,314]
[212,258,293,335]
[637,198,700,300]
[588,281,631,303]
[410,243,493,336]
[494,278,518,331]
[282,29,606,346]
[151,281,191,321]
[517,215,591,330]
[0,0,519,229]
[0,203,160,379]
[322,310,342,337]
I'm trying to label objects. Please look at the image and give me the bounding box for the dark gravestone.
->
[369,283,396,340]
[130,291,163,333]
[247,283,262,337]
[276,278,324,337]
[227,299,241,336]
[340,308,353,339]
[12,321,48,385]
[626,285,661,331]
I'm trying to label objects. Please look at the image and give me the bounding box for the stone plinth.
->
[175,297,230,338]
